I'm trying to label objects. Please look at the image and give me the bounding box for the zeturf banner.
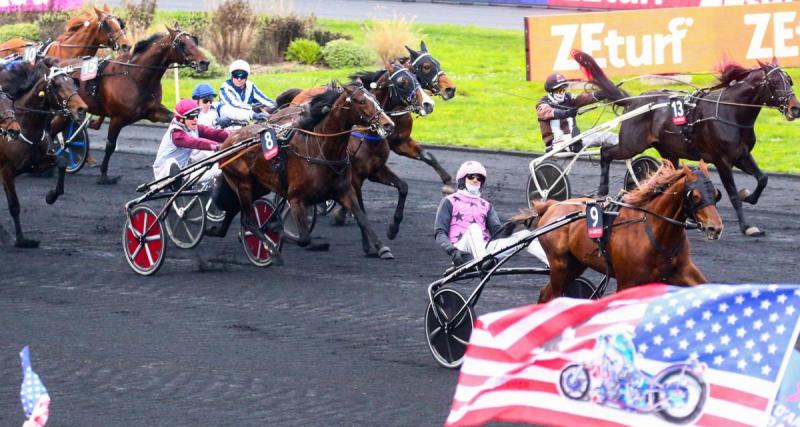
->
[525,2,800,80]
[0,0,82,13]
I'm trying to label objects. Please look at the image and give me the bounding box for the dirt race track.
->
[0,138,799,425]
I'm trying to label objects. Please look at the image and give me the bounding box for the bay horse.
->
[0,5,130,58]
[515,160,723,303]
[67,26,208,184]
[0,57,88,247]
[218,82,396,262]
[574,51,800,236]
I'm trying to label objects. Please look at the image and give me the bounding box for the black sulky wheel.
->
[563,276,600,299]
[123,205,166,276]
[527,161,571,206]
[163,195,206,249]
[315,199,336,216]
[239,198,283,267]
[425,288,475,369]
[623,156,660,191]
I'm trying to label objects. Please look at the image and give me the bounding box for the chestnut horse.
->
[65,26,208,184]
[0,57,88,247]
[0,5,130,58]
[515,161,723,303]
[574,51,800,236]
[218,83,396,262]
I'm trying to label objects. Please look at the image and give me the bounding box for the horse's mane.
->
[296,83,342,130]
[349,69,386,87]
[712,61,754,90]
[132,33,164,56]
[623,161,686,206]
[61,10,97,39]
[0,59,41,98]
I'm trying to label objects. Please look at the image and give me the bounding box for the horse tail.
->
[510,200,557,229]
[571,50,629,105]
[274,88,303,107]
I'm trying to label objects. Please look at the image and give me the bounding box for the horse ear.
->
[683,164,696,180]
[757,59,769,70]
[174,21,182,31]
[93,5,103,16]
[420,40,428,52]
[405,45,418,59]
[771,56,779,66]
[165,24,174,33]
[103,3,110,11]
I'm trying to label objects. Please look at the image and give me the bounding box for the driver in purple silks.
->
[434,160,549,267]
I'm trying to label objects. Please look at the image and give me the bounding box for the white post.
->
[174,68,180,104]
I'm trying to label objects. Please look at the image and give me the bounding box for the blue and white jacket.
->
[218,79,276,121]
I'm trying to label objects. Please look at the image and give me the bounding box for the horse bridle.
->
[760,66,796,115]
[0,89,17,135]
[387,65,422,108]
[45,67,81,115]
[410,52,444,95]
[167,31,201,69]
[345,86,388,133]
[99,14,127,51]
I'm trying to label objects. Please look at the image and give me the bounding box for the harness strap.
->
[351,131,384,141]
[643,216,685,281]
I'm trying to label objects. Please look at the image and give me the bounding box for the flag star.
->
[738,359,748,370]
[692,299,703,308]
[711,291,721,300]
[760,332,771,342]
[645,322,655,332]
[777,325,787,335]
[669,326,680,337]
[752,290,761,298]
[668,299,678,306]
[705,343,715,354]
[702,288,712,295]
[736,327,747,338]
[679,339,689,350]
[761,300,772,310]
[702,311,712,320]
[711,323,722,333]
[794,289,800,296]
[735,295,745,305]
[695,331,706,342]
[753,352,763,363]
[769,313,779,323]
[778,295,788,304]
[663,347,674,358]
[718,302,729,313]
[754,320,764,330]
[787,306,796,316]
[730,348,740,358]
[653,305,663,314]
[638,343,649,353]
[745,339,756,349]
[727,315,738,325]
[653,335,664,346]
[714,355,725,366]
[690,351,699,360]
[721,335,731,345]
[768,344,778,354]
[744,307,755,317]
[685,319,696,329]
[762,365,772,376]
[768,285,779,292]
[660,314,670,324]
[676,307,687,316]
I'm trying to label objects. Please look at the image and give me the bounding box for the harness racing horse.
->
[74,26,208,184]
[575,51,800,236]
[0,5,131,58]
[0,58,88,248]
[218,82,396,262]
[515,160,723,303]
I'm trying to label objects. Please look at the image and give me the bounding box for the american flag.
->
[20,346,50,427]
[446,284,800,427]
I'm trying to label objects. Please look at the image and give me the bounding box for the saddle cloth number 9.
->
[260,127,279,161]
[587,203,604,239]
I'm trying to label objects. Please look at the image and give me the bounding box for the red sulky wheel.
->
[239,198,283,267]
[123,205,167,276]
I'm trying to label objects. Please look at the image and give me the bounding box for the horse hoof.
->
[744,226,765,237]
[270,252,284,266]
[387,224,399,240]
[305,240,330,251]
[45,191,58,205]
[378,246,394,260]
[441,184,456,195]
[15,238,39,248]
[204,225,227,238]
[738,188,751,200]
[97,175,121,185]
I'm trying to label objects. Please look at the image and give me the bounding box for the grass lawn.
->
[116,14,800,174]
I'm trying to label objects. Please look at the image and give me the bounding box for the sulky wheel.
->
[315,199,336,216]
[58,120,90,174]
[280,200,317,240]
[425,287,475,369]
[527,161,570,206]
[563,276,600,299]
[163,195,206,249]
[200,192,226,223]
[239,197,283,267]
[123,205,167,276]
[623,156,660,191]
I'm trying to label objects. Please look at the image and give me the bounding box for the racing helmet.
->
[191,83,216,100]
[174,98,201,119]
[544,73,569,103]
[229,59,251,77]
[456,160,487,189]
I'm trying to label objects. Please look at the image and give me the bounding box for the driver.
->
[434,160,549,267]
[536,73,617,152]
[218,59,275,123]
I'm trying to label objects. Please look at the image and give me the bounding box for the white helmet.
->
[229,59,251,75]
[456,160,487,181]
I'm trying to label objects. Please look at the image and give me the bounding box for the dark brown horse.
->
[575,51,800,236]
[65,26,207,184]
[0,5,130,57]
[218,82,396,261]
[0,57,88,247]
[515,160,723,303]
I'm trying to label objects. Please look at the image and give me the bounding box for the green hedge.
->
[0,23,39,42]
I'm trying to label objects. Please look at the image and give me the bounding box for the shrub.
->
[121,0,157,44]
[206,0,257,63]
[285,38,320,65]
[363,15,424,62]
[36,11,70,42]
[172,11,210,37]
[247,14,313,65]
[0,12,38,26]
[309,28,350,47]
[321,39,374,69]
[0,23,39,42]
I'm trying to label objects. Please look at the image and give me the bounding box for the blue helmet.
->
[191,83,216,100]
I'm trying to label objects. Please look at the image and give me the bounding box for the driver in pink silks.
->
[152,99,229,184]
[434,160,549,267]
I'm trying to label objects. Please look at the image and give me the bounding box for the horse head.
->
[682,160,723,240]
[342,82,394,137]
[404,41,456,100]
[38,58,87,122]
[0,91,20,140]
[165,24,209,72]
[95,4,131,53]
[757,59,800,121]
[384,62,434,116]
